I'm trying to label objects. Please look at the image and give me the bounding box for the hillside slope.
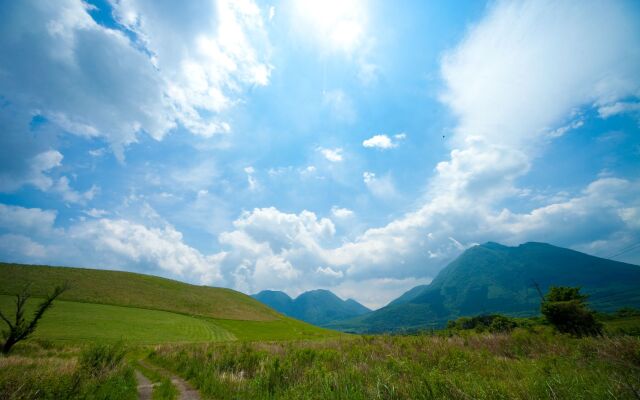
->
[252,289,371,326]
[0,262,339,343]
[329,242,640,333]
[0,262,279,320]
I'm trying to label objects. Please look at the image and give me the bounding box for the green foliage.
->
[541,286,603,337]
[544,286,588,302]
[447,314,519,333]
[147,333,640,399]
[0,343,137,400]
[616,307,640,318]
[79,342,127,378]
[153,377,178,400]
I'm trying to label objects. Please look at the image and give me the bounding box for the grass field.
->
[0,295,236,344]
[0,262,338,345]
[148,330,640,399]
[0,262,280,321]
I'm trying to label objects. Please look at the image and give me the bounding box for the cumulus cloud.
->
[52,176,99,205]
[0,204,58,236]
[362,133,406,149]
[0,202,222,284]
[0,0,271,163]
[1,0,638,308]
[195,0,640,305]
[331,206,354,219]
[0,150,62,192]
[318,147,344,162]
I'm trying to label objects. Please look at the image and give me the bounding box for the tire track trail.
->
[139,360,201,400]
[135,370,155,400]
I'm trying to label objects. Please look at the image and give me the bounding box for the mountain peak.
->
[478,241,511,251]
[330,242,640,333]
[252,288,370,326]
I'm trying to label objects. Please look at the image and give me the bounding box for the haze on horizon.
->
[0,0,639,309]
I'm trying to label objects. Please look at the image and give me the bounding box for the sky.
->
[0,0,639,309]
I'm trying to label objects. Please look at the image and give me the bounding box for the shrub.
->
[541,286,602,337]
[447,314,519,333]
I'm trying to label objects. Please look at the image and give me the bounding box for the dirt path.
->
[135,370,155,400]
[139,360,201,400]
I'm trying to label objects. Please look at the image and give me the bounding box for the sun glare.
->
[292,0,366,53]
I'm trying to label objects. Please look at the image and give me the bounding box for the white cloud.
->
[0,202,224,284]
[244,166,259,191]
[363,171,398,200]
[440,0,640,148]
[316,266,344,279]
[547,118,584,138]
[268,5,275,21]
[0,150,62,192]
[598,102,640,119]
[0,0,272,162]
[363,134,396,149]
[0,234,47,261]
[83,208,109,218]
[318,147,344,162]
[331,206,354,219]
[52,176,99,205]
[67,218,222,282]
[0,204,57,236]
[331,277,433,310]
[197,0,640,305]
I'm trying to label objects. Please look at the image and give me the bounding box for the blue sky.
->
[0,0,639,308]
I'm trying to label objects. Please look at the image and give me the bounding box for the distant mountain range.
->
[327,242,640,333]
[251,289,371,326]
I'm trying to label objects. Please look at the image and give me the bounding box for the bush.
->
[541,286,602,337]
[79,342,127,379]
[447,314,519,333]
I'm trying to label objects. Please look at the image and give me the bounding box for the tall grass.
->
[149,329,640,399]
[0,342,136,400]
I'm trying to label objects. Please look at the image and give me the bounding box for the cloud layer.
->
[0,0,638,309]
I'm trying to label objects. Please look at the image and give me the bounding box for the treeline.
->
[447,286,640,337]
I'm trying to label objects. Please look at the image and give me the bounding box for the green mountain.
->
[0,262,338,343]
[252,289,371,326]
[328,242,640,333]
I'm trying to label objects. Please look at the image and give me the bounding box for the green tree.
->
[541,286,602,337]
[0,283,68,355]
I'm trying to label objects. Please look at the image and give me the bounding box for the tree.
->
[541,286,602,337]
[0,283,68,355]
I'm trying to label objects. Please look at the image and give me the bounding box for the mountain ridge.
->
[328,242,640,333]
[252,288,371,326]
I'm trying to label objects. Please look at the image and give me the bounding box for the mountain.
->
[252,289,371,326]
[0,262,337,342]
[328,242,640,333]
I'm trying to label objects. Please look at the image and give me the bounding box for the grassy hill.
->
[0,262,279,321]
[252,289,371,326]
[0,262,338,343]
[330,242,640,333]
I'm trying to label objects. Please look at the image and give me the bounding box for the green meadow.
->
[0,295,236,344]
[1,263,639,400]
